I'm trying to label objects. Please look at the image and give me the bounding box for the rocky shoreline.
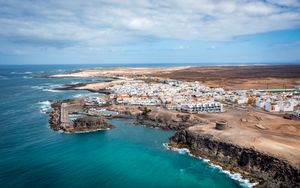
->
[169,129,300,188]
[48,100,114,133]
[47,98,300,187]
[46,94,300,188]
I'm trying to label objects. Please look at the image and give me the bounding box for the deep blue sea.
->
[0,64,253,188]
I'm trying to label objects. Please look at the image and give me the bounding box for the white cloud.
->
[0,0,300,48]
[128,18,154,31]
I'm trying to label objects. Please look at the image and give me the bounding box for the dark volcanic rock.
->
[49,102,61,131]
[72,116,114,131]
[135,112,206,130]
[169,130,300,188]
[48,100,113,133]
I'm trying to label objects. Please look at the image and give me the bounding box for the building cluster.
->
[88,108,119,117]
[85,96,106,105]
[224,89,300,113]
[107,80,225,113]
[105,79,300,116]
[254,91,300,112]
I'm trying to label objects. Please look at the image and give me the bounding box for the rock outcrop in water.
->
[169,129,300,187]
[48,100,113,133]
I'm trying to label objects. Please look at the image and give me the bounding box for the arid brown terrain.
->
[52,65,300,90]
[156,65,300,89]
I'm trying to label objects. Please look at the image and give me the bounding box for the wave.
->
[23,76,33,79]
[31,86,44,90]
[0,75,8,80]
[70,81,81,85]
[54,127,111,134]
[42,89,63,93]
[72,127,111,134]
[31,84,64,92]
[11,71,32,75]
[163,143,258,188]
[38,101,52,114]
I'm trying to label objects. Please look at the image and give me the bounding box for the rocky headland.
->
[135,107,208,130]
[169,128,300,187]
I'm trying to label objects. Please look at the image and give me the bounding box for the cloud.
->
[209,45,216,50]
[0,0,300,49]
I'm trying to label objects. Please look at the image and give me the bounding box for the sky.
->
[0,0,300,65]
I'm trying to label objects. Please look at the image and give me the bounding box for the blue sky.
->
[0,0,300,64]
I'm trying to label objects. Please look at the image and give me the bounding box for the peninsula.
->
[48,65,300,187]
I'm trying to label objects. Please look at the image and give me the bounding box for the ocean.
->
[0,64,253,188]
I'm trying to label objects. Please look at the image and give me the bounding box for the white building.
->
[279,102,294,112]
[86,97,106,105]
[256,99,266,108]
[237,97,248,104]
[264,102,280,112]
[293,111,300,118]
[181,102,223,113]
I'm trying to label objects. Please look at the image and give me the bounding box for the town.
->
[82,78,300,119]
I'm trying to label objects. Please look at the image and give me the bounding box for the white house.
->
[256,99,266,108]
[264,102,280,112]
[237,97,248,104]
[181,102,223,113]
[279,102,294,112]
[293,111,300,118]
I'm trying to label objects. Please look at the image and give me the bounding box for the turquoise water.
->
[0,65,248,188]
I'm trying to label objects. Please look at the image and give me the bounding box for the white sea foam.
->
[176,148,190,154]
[73,128,110,134]
[57,127,110,134]
[58,130,64,134]
[31,84,64,92]
[71,81,81,85]
[31,86,44,90]
[23,76,33,79]
[11,71,32,75]
[163,143,258,188]
[0,75,8,80]
[42,89,63,93]
[38,101,52,114]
